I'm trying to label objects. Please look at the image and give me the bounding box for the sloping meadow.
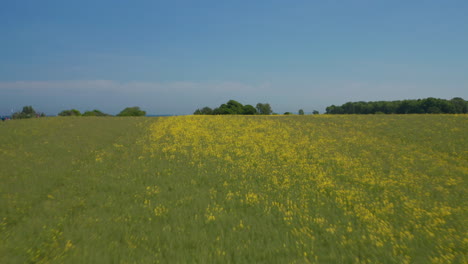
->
[1,115,466,263]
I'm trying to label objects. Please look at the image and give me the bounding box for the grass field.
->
[0,115,467,263]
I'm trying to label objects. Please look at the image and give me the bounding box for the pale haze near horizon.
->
[1,0,467,115]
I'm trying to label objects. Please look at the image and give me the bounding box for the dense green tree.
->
[58,109,82,116]
[117,107,146,116]
[194,100,274,115]
[226,100,244,114]
[212,104,233,115]
[298,109,304,115]
[397,100,423,114]
[427,106,442,114]
[325,105,342,114]
[194,107,214,115]
[22,106,35,115]
[256,103,273,115]
[242,105,257,115]
[194,107,213,115]
[313,110,319,115]
[451,97,468,113]
[283,112,292,115]
[211,100,244,115]
[201,107,214,115]
[381,101,398,114]
[12,106,43,119]
[420,98,439,113]
[83,110,111,116]
[326,97,467,114]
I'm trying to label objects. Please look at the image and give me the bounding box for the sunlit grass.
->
[1,115,466,263]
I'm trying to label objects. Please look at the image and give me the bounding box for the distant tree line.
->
[58,107,146,117]
[58,109,111,116]
[116,107,146,116]
[194,100,273,115]
[326,97,467,114]
[8,106,146,118]
[11,106,46,119]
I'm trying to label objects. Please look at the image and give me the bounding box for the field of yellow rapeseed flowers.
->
[145,115,467,263]
[0,115,466,263]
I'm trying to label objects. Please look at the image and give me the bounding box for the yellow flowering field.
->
[0,115,467,263]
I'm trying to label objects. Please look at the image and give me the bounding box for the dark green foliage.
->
[12,106,44,119]
[226,100,244,114]
[451,97,468,113]
[212,100,244,115]
[212,105,234,115]
[194,107,213,115]
[326,97,467,114]
[284,112,293,115]
[117,107,146,117]
[83,110,111,116]
[256,103,273,115]
[195,100,265,115]
[201,107,214,115]
[242,105,257,115]
[58,109,82,116]
[298,109,304,115]
[325,105,344,114]
[313,110,320,115]
[22,106,35,115]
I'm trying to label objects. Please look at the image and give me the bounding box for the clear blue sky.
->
[1,0,467,115]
